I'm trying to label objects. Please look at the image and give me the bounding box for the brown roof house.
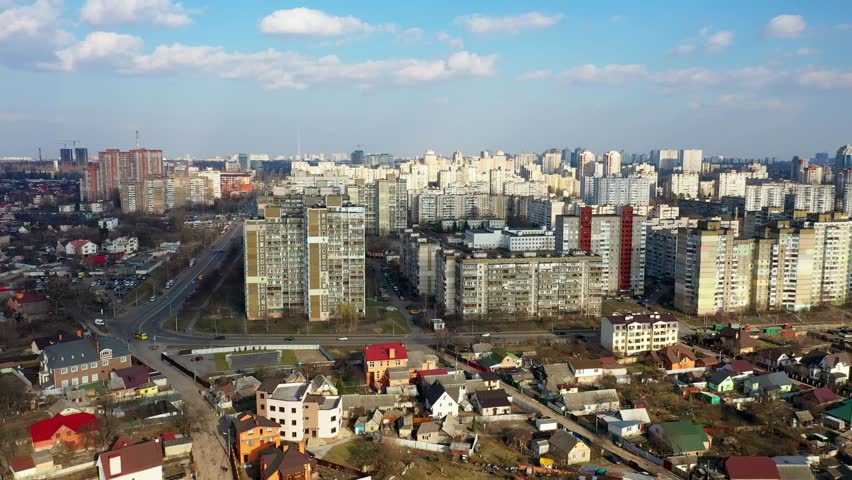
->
[648,344,697,371]
[259,443,317,480]
[96,436,164,480]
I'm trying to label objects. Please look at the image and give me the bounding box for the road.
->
[432,349,675,478]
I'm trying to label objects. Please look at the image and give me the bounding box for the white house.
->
[601,313,679,356]
[802,352,850,384]
[97,438,163,480]
[102,237,139,255]
[600,408,650,440]
[471,389,511,416]
[560,389,620,416]
[256,375,343,441]
[98,217,119,231]
[58,239,98,256]
[569,359,604,384]
[423,382,460,419]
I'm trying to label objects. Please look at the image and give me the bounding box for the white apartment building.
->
[667,173,700,199]
[679,149,703,174]
[604,151,622,177]
[651,149,679,173]
[102,236,139,255]
[400,230,440,296]
[256,376,342,441]
[811,214,852,305]
[745,183,790,212]
[527,198,565,228]
[792,184,835,214]
[716,170,769,198]
[465,227,556,252]
[592,176,651,206]
[601,313,680,356]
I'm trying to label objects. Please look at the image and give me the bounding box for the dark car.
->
[214,335,226,340]
[284,337,294,341]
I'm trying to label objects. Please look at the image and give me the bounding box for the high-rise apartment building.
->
[244,196,365,322]
[792,184,835,214]
[751,221,816,312]
[542,149,562,175]
[811,214,852,306]
[591,176,652,206]
[651,149,679,174]
[674,221,754,315]
[400,230,440,297]
[791,156,809,182]
[604,151,622,177]
[555,206,647,295]
[440,251,603,320]
[667,173,700,199]
[373,179,408,236]
[96,148,164,201]
[679,149,703,174]
[833,145,852,194]
[60,148,73,164]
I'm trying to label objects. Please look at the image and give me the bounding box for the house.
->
[111,365,150,391]
[548,430,591,465]
[9,455,36,478]
[600,408,650,440]
[793,387,839,411]
[417,369,449,384]
[7,292,50,322]
[600,313,680,356]
[773,456,816,480]
[364,342,408,388]
[98,217,119,231]
[259,443,316,480]
[354,409,383,436]
[478,349,522,371]
[560,389,620,416]
[726,456,781,480]
[102,236,139,255]
[423,382,460,419]
[742,372,793,397]
[235,412,280,464]
[540,363,575,396]
[398,415,414,438]
[793,411,815,428]
[475,371,501,390]
[717,327,758,355]
[58,239,98,256]
[648,344,697,370]
[709,371,735,393]
[38,336,132,389]
[569,359,605,384]
[647,421,712,456]
[822,399,852,431]
[721,360,756,378]
[416,421,449,443]
[256,375,342,441]
[472,389,511,416]
[30,412,99,451]
[754,347,803,370]
[31,331,74,355]
[97,437,164,480]
[469,342,493,360]
[800,351,850,384]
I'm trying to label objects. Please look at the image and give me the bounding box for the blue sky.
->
[0,0,851,159]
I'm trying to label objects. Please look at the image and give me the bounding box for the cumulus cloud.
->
[798,67,852,89]
[668,44,697,56]
[728,66,786,87]
[81,0,192,27]
[517,69,551,81]
[0,0,72,67]
[436,31,464,49]
[260,8,371,37]
[42,31,143,71]
[650,67,723,88]
[455,12,564,34]
[559,64,647,85]
[789,47,818,56]
[764,14,807,38]
[705,30,735,52]
[119,44,496,89]
[395,27,423,45]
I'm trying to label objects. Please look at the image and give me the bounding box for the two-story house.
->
[39,337,131,389]
[801,351,851,384]
[256,375,342,442]
[364,342,408,388]
[234,412,281,465]
[29,412,99,451]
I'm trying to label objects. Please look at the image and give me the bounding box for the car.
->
[94,318,105,326]
[480,333,491,337]
[194,356,204,361]
[409,309,421,315]
[134,331,149,340]
[149,296,156,302]
[284,337,294,341]
[337,337,349,341]
[214,335,226,340]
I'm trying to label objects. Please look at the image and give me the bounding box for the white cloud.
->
[610,15,624,23]
[436,32,463,49]
[559,64,647,85]
[395,27,423,45]
[764,14,807,38]
[728,66,786,87]
[260,8,369,37]
[705,30,735,52]
[790,47,819,56]
[517,69,551,81]
[456,12,564,34]
[668,44,697,56]
[43,31,143,71]
[0,0,72,67]
[81,0,192,27]
[650,68,723,88]
[798,67,852,89]
[121,44,496,89]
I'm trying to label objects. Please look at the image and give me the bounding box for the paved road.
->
[432,349,675,478]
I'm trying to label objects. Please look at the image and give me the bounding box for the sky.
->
[0,1,851,160]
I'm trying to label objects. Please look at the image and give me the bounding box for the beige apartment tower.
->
[245,196,365,322]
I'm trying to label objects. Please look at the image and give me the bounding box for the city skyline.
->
[1,1,851,158]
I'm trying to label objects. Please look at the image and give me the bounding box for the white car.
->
[480,333,491,337]
[94,318,105,326]
[149,296,156,302]
[337,337,349,341]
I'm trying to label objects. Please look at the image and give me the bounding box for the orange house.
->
[259,443,316,480]
[29,413,99,452]
[364,342,408,388]
[648,344,697,371]
[234,412,281,465]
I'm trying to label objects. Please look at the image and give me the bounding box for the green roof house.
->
[647,421,712,456]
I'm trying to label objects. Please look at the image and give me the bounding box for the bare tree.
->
[174,403,202,436]
[0,375,26,424]
[50,442,75,466]
[0,426,24,468]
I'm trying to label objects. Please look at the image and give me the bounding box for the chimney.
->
[389,348,396,359]
[298,441,306,454]
[109,455,122,475]
[76,329,84,338]
[58,333,63,341]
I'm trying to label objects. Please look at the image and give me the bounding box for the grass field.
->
[213,349,299,370]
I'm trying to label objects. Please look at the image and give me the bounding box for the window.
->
[278,419,285,425]
[331,416,337,422]
[331,427,337,433]
[102,360,109,367]
[91,373,98,381]
[120,356,127,363]
[60,368,67,374]
[71,366,78,372]
[291,408,296,414]
[269,405,276,412]
[291,432,297,438]
[81,364,88,371]
[291,420,296,426]
[91,362,97,368]
[260,404,265,410]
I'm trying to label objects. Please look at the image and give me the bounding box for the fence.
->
[191,344,324,355]
[1,367,32,387]
[315,458,370,478]
[621,440,664,466]
[384,437,451,453]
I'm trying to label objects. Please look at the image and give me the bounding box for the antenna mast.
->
[135,130,141,149]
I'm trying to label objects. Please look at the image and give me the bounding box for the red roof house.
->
[417,369,450,383]
[30,412,100,451]
[725,456,780,480]
[365,342,408,362]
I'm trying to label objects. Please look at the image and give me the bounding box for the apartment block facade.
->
[601,313,679,356]
[245,196,365,322]
[440,251,603,319]
[400,230,440,297]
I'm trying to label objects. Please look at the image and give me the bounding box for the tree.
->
[50,441,75,466]
[0,375,26,424]
[174,403,202,436]
[0,425,24,468]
